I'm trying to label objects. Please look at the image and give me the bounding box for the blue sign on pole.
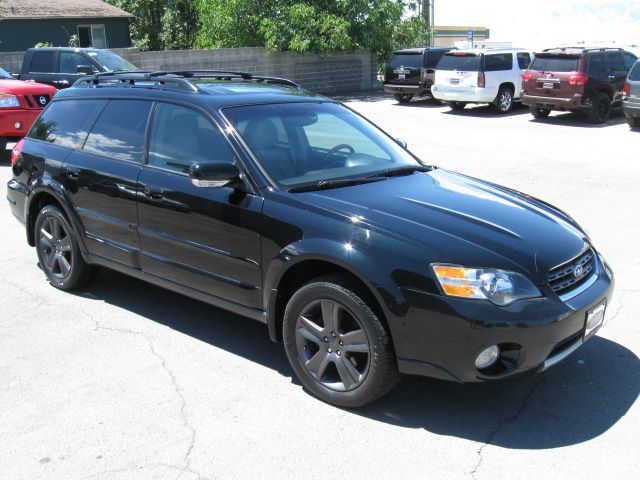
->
[467,28,474,43]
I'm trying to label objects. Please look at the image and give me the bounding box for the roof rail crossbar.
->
[159,71,302,89]
[75,72,199,92]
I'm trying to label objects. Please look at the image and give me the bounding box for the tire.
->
[0,136,7,153]
[394,93,413,104]
[627,115,640,129]
[493,86,514,113]
[587,93,611,124]
[34,205,93,291]
[283,274,399,408]
[530,106,551,119]
[448,101,466,111]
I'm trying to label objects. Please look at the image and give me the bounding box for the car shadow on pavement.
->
[443,103,530,118]
[75,268,638,451]
[529,110,627,128]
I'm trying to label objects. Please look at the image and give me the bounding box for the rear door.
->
[524,54,582,99]
[483,53,514,93]
[607,51,630,102]
[63,99,152,267]
[435,52,481,90]
[137,102,264,309]
[22,50,59,87]
[385,52,424,85]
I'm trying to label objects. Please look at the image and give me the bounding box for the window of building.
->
[78,25,107,49]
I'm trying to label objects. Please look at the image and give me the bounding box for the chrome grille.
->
[548,249,596,296]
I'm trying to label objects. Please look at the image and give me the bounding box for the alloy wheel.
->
[39,216,73,280]
[295,299,371,392]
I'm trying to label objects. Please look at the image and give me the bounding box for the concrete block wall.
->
[0,46,377,93]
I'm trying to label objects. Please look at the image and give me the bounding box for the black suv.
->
[522,47,637,123]
[7,71,614,407]
[383,47,453,103]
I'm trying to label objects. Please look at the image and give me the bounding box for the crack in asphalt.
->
[91,320,200,479]
[469,375,546,479]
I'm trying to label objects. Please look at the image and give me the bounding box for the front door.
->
[137,102,264,309]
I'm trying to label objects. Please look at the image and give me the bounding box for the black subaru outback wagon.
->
[7,71,613,407]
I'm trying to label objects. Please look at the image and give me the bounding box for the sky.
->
[434,0,640,50]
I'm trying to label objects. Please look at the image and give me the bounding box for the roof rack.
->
[542,46,625,52]
[74,70,303,92]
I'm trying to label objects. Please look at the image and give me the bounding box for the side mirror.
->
[76,65,95,75]
[189,161,242,188]
[395,138,408,149]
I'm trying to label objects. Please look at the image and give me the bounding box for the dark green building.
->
[0,0,132,52]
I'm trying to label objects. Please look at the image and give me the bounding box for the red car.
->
[1,67,56,152]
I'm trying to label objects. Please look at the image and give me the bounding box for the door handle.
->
[143,186,164,200]
[65,167,80,178]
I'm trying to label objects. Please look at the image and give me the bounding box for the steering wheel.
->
[322,144,355,167]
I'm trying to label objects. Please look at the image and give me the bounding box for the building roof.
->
[0,0,133,19]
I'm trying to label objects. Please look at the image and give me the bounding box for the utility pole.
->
[422,1,435,45]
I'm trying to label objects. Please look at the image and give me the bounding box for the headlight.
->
[432,264,541,306]
[0,92,20,108]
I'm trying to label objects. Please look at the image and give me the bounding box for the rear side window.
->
[530,55,579,72]
[148,103,234,173]
[388,53,424,69]
[517,52,532,69]
[587,53,607,74]
[29,51,56,73]
[28,99,106,149]
[629,62,640,81]
[426,50,448,69]
[484,53,513,71]
[623,52,637,70]
[608,52,626,71]
[83,100,152,162]
[437,53,481,71]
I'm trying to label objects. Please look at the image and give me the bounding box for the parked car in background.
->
[522,47,637,123]
[431,48,534,113]
[383,47,454,103]
[17,47,138,89]
[623,59,640,129]
[7,71,614,407]
[0,66,56,152]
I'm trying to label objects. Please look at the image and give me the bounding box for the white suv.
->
[432,49,534,113]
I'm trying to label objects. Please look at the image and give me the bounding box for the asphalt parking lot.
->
[1,95,638,480]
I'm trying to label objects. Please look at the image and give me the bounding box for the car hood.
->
[294,169,589,284]
[0,79,56,95]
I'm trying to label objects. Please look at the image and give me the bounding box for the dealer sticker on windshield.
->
[584,299,606,340]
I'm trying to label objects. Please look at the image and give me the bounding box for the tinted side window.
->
[629,62,640,81]
[29,51,56,73]
[623,52,637,71]
[517,52,532,69]
[484,53,513,72]
[84,100,152,162]
[426,50,447,69]
[148,103,234,174]
[59,52,90,74]
[28,99,106,149]
[587,53,607,73]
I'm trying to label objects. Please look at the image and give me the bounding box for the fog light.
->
[14,121,21,129]
[475,345,500,369]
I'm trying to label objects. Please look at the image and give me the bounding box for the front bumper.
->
[431,85,497,103]
[0,109,40,137]
[522,93,586,111]
[393,256,614,383]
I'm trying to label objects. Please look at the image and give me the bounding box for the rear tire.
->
[448,101,467,111]
[394,93,413,104]
[530,106,551,118]
[493,86,514,113]
[283,274,399,408]
[627,115,640,129]
[34,205,93,291]
[587,93,611,124]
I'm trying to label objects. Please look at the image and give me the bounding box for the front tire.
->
[35,205,93,291]
[394,93,413,104]
[493,86,514,113]
[283,275,399,408]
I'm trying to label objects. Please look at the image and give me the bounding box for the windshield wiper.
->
[288,177,386,193]
[368,165,434,178]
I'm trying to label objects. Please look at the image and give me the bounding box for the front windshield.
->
[0,67,13,79]
[223,102,421,189]
[86,50,137,71]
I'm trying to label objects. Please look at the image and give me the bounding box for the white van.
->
[431,49,534,113]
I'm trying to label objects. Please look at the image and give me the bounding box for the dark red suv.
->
[522,47,637,123]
